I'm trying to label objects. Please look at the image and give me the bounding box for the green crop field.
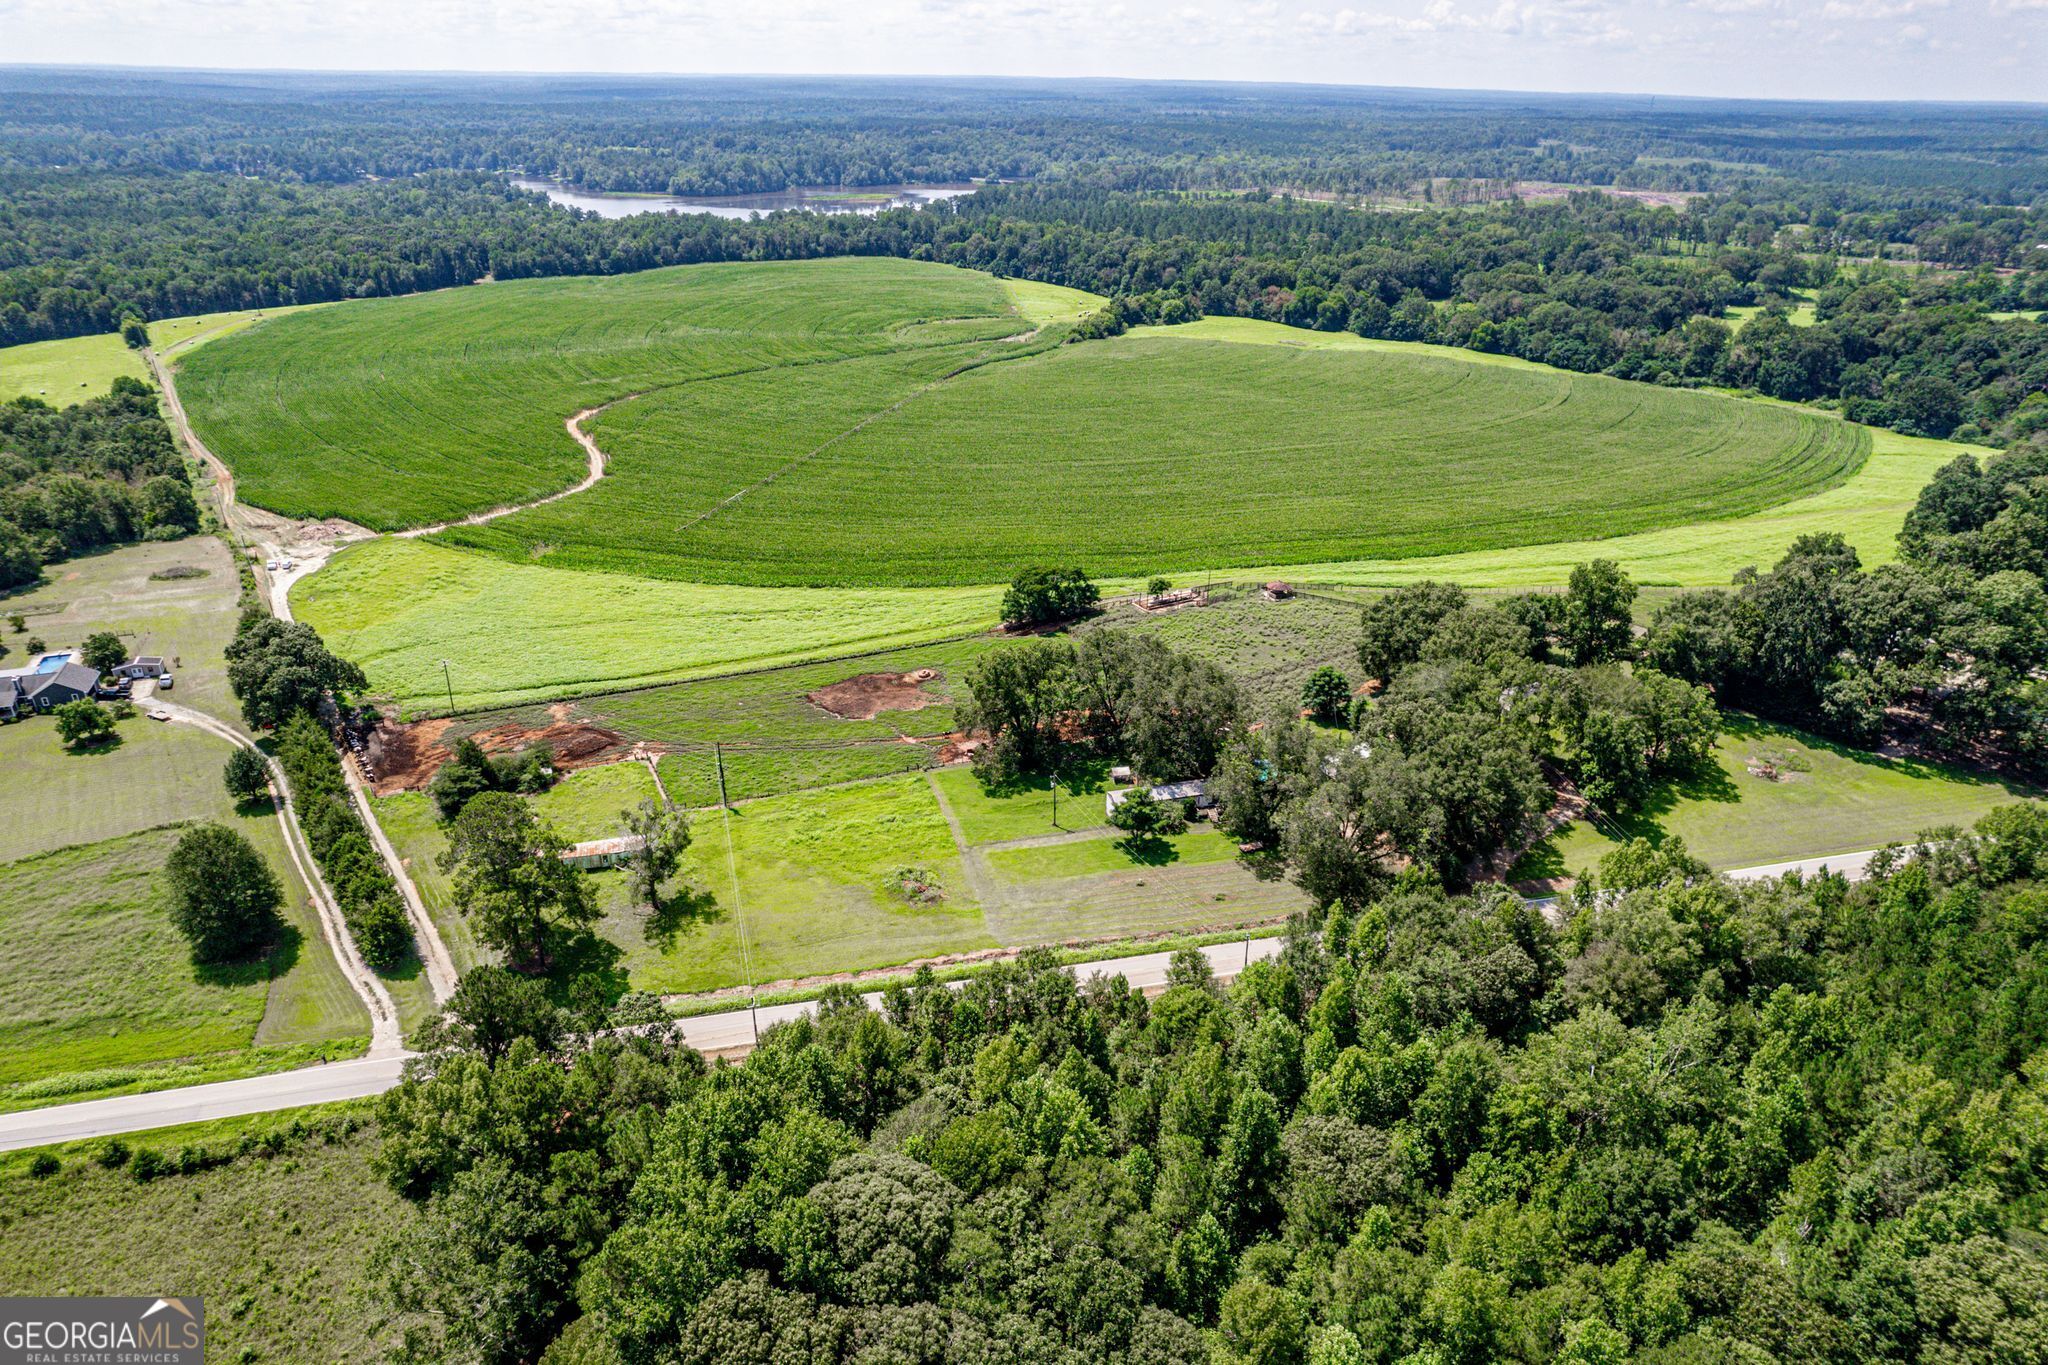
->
[449,325,1864,587]
[147,302,334,359]
[176,258,1031,529]
[0,331,148,405]
[1237,427,1974,588]
[1509,716,2034,883]
[189,255,1861,590]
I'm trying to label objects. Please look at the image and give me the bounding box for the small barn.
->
[559,834,647,870]
[115,656,167,679]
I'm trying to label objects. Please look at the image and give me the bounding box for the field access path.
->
[395,399,620,540]
[0,846,1893,1152]
[142,690,403,1057]
[149,351,459,1010]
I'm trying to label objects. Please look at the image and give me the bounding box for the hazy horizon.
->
[2,0,2042,106]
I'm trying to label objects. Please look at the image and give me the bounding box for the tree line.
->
[0,377,198,590]
[368,804,2048,1363]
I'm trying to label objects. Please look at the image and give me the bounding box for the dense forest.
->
[374,808,2048,1364]
[6,70,2048,199]
[0,376,196,589]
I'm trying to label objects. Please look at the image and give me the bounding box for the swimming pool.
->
[33,653,71,673]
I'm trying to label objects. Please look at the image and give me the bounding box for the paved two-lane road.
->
[0,848,1888,1152]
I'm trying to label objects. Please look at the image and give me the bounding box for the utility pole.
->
[440,659,455,716]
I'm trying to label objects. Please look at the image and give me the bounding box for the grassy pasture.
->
[1509,716,2033,883]
[458,327,1865,587]
[0,1112,413,1361]
[0,331,147,405]
[1077,584,1365,713]
[0,820,367,1106]
[177,258,1026,529]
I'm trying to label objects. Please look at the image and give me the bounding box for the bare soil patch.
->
[808,668,945,721]
[368,715,635,794]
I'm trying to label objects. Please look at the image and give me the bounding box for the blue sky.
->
[4,0,2042,103]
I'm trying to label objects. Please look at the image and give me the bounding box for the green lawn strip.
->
[713,744,939,804]
[981,857,1311,948]
[293,537,1002,713]
[659,924,1284,1017]
[0,824,366,1105]
[1,535,246,725]
[371,792,490,974]
[1233,427,1970,588]
[0,1040,362,1116]
[0,1106,416,1363]
[984,827,1243,880]
[612,775,997,995]
[0,331,147,405]
[1509,716,2035,882]
[929,763,1115,844]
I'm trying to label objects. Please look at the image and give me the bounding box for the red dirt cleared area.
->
[368,715,634,795]
[807,669,945,721]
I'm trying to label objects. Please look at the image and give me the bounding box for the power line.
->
[715,742,760,1044]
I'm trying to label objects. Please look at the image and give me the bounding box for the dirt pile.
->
[807,668,945,721]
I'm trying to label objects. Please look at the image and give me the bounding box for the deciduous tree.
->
[164,822,284,962]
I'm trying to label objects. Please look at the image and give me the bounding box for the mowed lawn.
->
[177,258,1028,529]
[0,1114,416,1361]
[1510,716,2035,882]
[2,536,246,724]
[0,536,372,1099]
[0,712,254,864]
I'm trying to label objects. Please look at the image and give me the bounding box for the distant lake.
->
[511,178,977,221]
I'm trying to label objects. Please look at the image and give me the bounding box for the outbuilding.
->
[1105,779,1215,819]
[559,834,647,870]
[115,656,168,679]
